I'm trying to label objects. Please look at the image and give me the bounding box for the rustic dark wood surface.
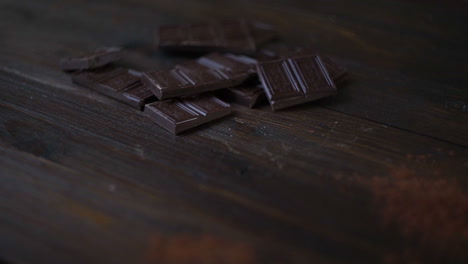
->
[1,0,467,263]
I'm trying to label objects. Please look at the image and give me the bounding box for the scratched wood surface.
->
[0,0,467,264]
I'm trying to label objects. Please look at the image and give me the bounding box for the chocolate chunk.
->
[257,55,337,110]
[60,47,122,71]
[72,67,157,110]
[145,94,231,134]
[157,20,275,54]
[141,53,257,100]
[218,83,266,108]
[257,44,348,83]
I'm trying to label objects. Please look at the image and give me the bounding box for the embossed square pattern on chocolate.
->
[256,55,337,111]
[157,20,277,54]
[72,67,156,110]
[141,53,257,100]
[145,94,231,134]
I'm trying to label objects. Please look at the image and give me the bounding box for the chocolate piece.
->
[141,53,257,100]
[145,94,231,134]
[218,84,266,108]
[257,55,337,110]
[60,47,122,71]
[72,67,156,110]
[157,20,275,54]
[257,44,348,83]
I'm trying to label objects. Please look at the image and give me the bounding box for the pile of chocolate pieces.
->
[60,20,347,134]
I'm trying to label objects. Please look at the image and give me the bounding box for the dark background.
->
[0,0,467,263]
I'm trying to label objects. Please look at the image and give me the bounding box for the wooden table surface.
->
[1,0,467,263]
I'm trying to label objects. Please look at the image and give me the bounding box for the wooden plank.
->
[319,61,467,146]
[0,144,283,264]
[1,61,467,263]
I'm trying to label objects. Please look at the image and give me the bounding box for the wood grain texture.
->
[0,0,467,264]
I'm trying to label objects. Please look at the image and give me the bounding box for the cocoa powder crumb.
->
[146,233,256,264]
[358,167,468,260]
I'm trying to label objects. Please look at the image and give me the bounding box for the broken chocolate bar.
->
[72,67,156,110]
[141,53,257,100]
[60,47,122,71]
[145,94,231,134]
[218,83,266,108]
[157,20,276,54]
[257,43,348,83]
[257,55,337,111]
